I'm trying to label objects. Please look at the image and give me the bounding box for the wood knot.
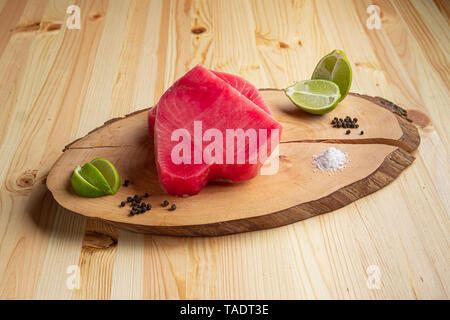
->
[279,155,290,163]
[16,170,38,189]
[279,41,289,49]
[407,109,430,128]
[89,13,103,21]
[191,26,206,34]
[354,61,377,71]
[13,22,40,33]
[38,21,63,32]
[46,23,62,31]
[82,231,117,250]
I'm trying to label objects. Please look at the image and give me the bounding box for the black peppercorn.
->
[162,200,169,207]
[360,131,364,135]
[330,115,361,132]
[345,129,351,135]
[127,196,132,202]
[169,204,177,211]
[120,201,126,207]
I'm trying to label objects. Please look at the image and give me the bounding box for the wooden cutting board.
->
[47,90,420,236]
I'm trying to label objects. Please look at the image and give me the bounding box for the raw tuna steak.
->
[212,70,271,114]
[153,65,282,196]
[148,69,271,136]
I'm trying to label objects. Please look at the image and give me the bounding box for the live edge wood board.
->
[47,89,420,236]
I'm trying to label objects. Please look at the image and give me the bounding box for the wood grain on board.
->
[47,90,420,236]
[0,0,448,299]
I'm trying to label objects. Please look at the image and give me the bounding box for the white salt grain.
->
[312,147,348,172]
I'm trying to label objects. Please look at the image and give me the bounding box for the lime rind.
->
[71,166,106,198]
[90,158,121,194]
[284,79,341,115]
[80,162,113,195]
[311,49,352,102]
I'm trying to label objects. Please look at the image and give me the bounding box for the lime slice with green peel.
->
[284,79,341,114]
[311,49,352,102]
[90,158,121,194]
[71,166,107,198]
[79,162,113,195]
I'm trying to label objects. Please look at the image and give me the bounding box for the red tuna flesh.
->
[153,65,282,196]
[147,69,271,136]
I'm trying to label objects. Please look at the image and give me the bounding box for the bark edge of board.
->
[349,92,420,152]
[83,148,415,236]
[48,91,420,236]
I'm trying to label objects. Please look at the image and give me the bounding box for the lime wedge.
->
[79,162,113,195]
[311,49,352,102]
[284,79,341,114]
[90,158,121,194]
[71,166,106,198]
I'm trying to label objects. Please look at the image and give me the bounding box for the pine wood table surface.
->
[0,0,448,299]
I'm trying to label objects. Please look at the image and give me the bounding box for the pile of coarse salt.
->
[312,147,348,173]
